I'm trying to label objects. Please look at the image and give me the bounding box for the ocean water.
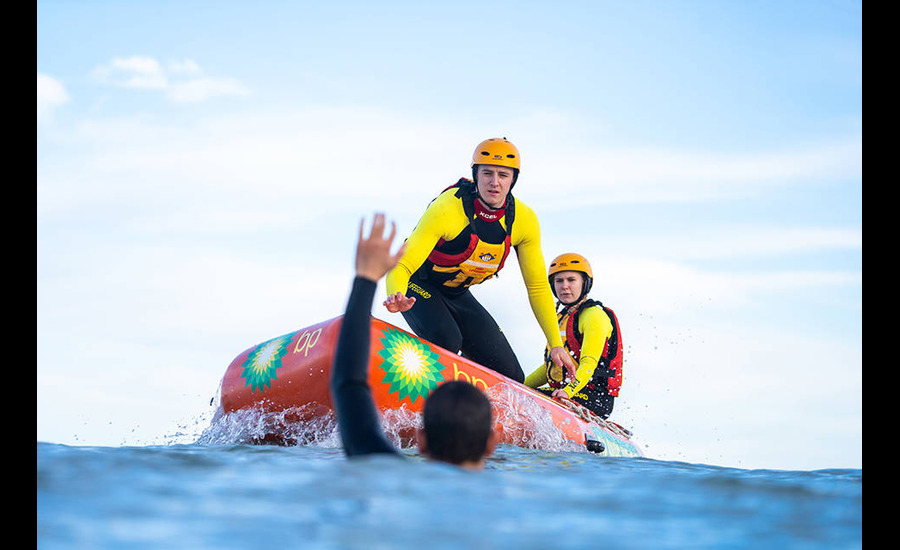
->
[37,430,861,549]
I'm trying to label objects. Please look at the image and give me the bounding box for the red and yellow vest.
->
[385,178,564,350]
[420,179,515,292]
[545,299,624,397]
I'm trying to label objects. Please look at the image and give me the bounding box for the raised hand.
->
[355,213,405,282]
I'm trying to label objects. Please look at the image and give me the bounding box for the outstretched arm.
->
[383,190,464,312]
[511,204,577,378]
[331,213,406,457]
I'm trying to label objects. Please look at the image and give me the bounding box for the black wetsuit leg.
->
[399,283,464,353]
[580,384,615,419]
[450,291,524,383]
[330,277,400,458]
[571,381,615,419]
[400,282,524,383]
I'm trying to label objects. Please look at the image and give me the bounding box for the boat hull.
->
[216,316,642,457]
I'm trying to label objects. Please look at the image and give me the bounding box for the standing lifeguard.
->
[383,138,575,383]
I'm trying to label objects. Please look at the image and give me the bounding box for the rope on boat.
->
[555,397,634,440]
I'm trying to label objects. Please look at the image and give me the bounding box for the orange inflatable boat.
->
[213,316,643,458]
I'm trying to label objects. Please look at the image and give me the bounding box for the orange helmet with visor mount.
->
[471,137,520,188]
[548,253,594,301]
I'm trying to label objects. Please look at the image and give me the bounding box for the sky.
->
[37,0,862,471]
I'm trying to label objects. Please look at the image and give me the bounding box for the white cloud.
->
[546,225,862,263]
[674,226,862,259]
[37,73,69,121]
[37,102,863,223]
[168,59,202,75]
[91,55,248,102]
[36,105,471,227]
[526,139,862,208]
[93,55,168,89]
[166,77,249,103]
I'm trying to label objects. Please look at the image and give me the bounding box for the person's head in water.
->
[418,380,498,468]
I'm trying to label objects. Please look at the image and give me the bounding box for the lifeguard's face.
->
[553,271,584,305]
[475,164,514,209]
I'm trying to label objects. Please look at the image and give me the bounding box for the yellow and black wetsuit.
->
[386,179,562,383]
[524,298,623,419]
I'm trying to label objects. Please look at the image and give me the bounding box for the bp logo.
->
[377,328,445,403]
[241,333,293,392]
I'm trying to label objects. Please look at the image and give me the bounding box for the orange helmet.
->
[471,138,521,170]
[548,253,594,299]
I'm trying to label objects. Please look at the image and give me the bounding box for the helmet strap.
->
[560,295,590,314]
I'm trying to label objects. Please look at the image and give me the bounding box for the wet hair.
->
[422,381,493,464]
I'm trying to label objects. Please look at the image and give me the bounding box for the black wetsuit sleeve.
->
[330,276,400,458]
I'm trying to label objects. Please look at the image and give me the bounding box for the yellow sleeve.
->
[385,190,469,296]
[510,199,564,349]
[524,364,549,389]
[563,306,613,396]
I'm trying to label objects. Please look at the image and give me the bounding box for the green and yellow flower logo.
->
[377,328,445,403]
[241,333,294,392]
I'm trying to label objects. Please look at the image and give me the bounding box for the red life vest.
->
[548,299,624,397]
[422,179,515,291]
